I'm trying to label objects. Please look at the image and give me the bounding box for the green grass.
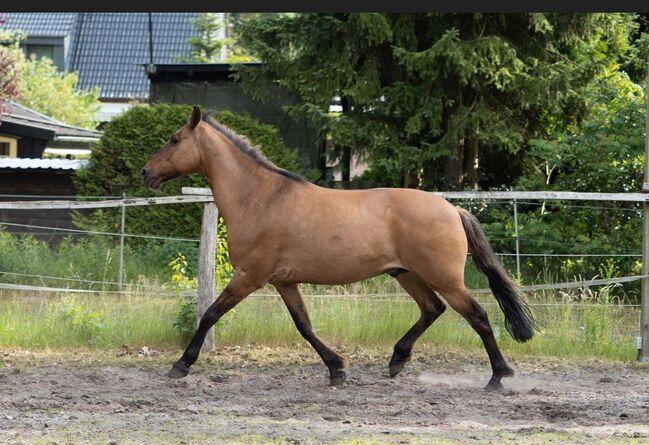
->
[0,283,639,362]
[0,292,180,349]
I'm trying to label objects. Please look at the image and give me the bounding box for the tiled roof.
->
[73,13,199,99]
[1,101,102,140]
[1,13,77,37]
[0,13,200,100]
[0,158,87,170]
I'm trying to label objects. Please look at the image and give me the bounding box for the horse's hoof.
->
[329,370,346,387]
[484,380,503,391]
[167,363,190,379]
[389,361,406,378]
[388,351,410,378]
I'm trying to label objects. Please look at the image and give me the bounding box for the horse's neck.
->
[200,127,273,225]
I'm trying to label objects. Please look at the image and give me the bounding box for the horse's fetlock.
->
[328,355,345,370]
[393,343,410,360]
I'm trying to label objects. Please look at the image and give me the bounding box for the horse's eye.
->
[169,136,179,144]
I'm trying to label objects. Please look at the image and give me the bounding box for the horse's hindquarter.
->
[270,186,467,285]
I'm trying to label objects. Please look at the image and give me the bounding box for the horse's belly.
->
[275,234,401,285]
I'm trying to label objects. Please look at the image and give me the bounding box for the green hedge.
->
[74,103,311,240]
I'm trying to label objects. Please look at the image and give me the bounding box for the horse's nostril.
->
[141,168,148,177]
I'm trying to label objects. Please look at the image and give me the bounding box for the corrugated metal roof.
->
[1,13,77,37]
[0,158,88,170]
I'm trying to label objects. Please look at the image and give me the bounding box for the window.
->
[0,136,18,158]
[25,44,54,62]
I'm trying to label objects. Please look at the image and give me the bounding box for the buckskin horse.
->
[142,106,536,390]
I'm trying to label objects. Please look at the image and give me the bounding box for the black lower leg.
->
[389,314,433,377]
[287,308,346,386]
[168,313,219,378]
[466,302,514,390]
[168,286,246,379]
[390,303,445,378]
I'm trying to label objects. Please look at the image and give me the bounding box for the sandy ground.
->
[1,346,649,444]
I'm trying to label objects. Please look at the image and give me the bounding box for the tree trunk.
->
[340,96,352,182]
[341,146,351,181]
[463,131,479,190]
[442,142,465,190]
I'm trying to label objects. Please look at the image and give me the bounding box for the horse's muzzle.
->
[141,167,161,189]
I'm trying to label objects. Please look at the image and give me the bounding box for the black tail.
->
[458,208,536,342]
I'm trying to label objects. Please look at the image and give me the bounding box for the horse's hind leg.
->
[389,272,446,378]
[436,284,514,390]
[274,283,346,387]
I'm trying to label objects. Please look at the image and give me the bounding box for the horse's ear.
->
[189,105,201,129]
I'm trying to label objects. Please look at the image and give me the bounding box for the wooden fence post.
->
[118,193,126,290]
[513,199,521,279]
[197,201,218,352]
[641,62,649,362]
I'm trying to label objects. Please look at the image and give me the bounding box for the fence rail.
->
[1,189,649,211]
[0,194,212,210]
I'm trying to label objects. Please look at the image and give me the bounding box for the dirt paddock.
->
[1,346,649,444]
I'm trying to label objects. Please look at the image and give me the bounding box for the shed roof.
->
[0,101,102,140]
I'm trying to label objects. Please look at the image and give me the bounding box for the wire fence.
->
[0,190,645,299]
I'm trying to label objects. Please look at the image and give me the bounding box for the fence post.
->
[513,199,521,279]
[118,193,126,290]
[197,201,218,352]
[641,63,649,362]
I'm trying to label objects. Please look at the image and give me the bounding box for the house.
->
[0,12,205,122]
[0,100,101,237]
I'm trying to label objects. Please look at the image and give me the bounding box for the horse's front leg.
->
[168,270,260,378]
[274,282,346,386]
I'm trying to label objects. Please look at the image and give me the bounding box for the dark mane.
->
[202,115,306,183]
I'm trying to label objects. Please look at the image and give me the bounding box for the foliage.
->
[74,103,311,239]
[168,253,197,292]
[16,54,100,129]
[0,226,180,289]
[0,19,20,116]
[480,70,646,285]
[168,253,198,338]
[236,13,634,190]
[181,13,227,63]
[622,13,649,82]
[0,27,99,128]
[57,296,105,344]
[183,13,259,63]
[216,216,235,289]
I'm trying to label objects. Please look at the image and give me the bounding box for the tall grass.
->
[0,228,194,290]
[0,292,180,349]
[0,283,638,362]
